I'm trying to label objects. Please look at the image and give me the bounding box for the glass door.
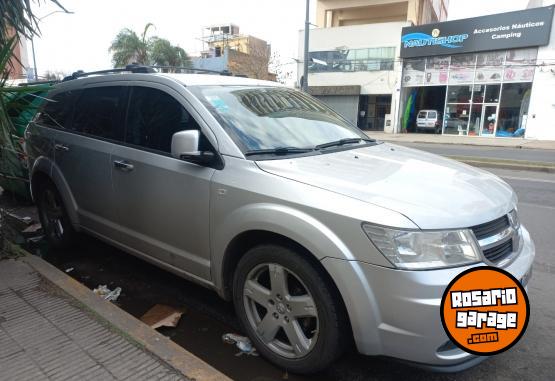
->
[480,105,498,136]
[469,104,483,136]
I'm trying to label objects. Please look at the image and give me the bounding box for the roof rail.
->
[149,65,232,76]
[61,64,237,82]
[62,64,156,82]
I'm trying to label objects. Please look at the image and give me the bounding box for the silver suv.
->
[25,68,534,374]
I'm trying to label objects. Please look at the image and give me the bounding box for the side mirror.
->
[171,130,219,167]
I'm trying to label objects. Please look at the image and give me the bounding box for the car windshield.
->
[188,85,370,154]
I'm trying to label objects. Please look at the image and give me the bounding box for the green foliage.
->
[109,23,191,69]
[150,37,192,71]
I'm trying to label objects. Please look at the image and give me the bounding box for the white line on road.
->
[519,202,555,211]
[501,175,555,184]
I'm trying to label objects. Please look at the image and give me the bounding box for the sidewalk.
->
[367,132,555,150]
[0,255,229,381]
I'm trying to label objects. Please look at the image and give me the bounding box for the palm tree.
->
[109,23,155,67]
[150,37,192,71]
[0,0,66,50]
[0,0,66,200]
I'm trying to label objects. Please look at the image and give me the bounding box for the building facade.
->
[398,4,555,140]
[192,24,276,81]
[6,28,30,82]
[298,0,449,130]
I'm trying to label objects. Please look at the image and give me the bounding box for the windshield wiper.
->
[244,147,314,156]
[315,137,375,150]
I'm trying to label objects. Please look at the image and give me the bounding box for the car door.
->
[111,84,215,280]
[51,85,127,239]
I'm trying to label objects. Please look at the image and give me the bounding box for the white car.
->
[416,109,442,134]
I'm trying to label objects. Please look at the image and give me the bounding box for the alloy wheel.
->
[41,189,64,240]
[243,263,319,359]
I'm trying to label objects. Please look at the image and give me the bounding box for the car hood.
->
[255,143,516,229]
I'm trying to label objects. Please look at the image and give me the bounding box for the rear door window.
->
[125,86,201,154]
[417,111,427,119]
[428,111,437,119]
[36,90,80,129]
[71,86,127,141]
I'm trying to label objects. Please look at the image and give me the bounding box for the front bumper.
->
[321,225,535,370]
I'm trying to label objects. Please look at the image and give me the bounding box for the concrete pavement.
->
[0,255,229,381]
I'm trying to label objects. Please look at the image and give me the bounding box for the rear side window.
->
[36,91,78,128]
[72,86,127,141]
[417,111,427,118]
[125,86,200,153]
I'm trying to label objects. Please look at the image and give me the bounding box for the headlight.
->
[508,209,520,230]
[362,223,481,270]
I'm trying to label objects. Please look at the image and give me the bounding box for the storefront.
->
[398,6,554,139]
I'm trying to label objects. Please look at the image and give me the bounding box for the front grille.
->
[470,215,510,240]
[470,215,514,264]
[483,239,513,263]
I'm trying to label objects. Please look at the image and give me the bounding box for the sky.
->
[28,0,534,79]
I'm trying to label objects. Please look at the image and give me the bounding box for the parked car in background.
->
[25,67,534,374]
[443,116,470,135]
[416,109,442,134]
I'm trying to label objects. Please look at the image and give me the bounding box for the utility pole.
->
[302,0,310,92]
[31,38,38,81]
[30,10,73,81]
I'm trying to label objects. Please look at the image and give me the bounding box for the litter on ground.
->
[140,304,185,329]
[222,333,258,356]
[93,285,122,302]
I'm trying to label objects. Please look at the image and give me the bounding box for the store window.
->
[447,85,472,103]
[497,83,533,138]
[402,59,425,86]
[471,84,485,103]
[425,56,449,85]
[449,54,476,84]
[504,48,537,82]
[484,85,501,103]
[444,104,470,135]
[475,52,504,83]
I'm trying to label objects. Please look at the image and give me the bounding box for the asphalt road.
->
[390,142,555,163]
[12,167,555,381]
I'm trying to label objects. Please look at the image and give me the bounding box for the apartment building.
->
[192,24,276,81]
[6,27,30,82]
[298,0,448,129]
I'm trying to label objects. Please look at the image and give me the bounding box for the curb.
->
[446,156,555,173]
[370,134,555,150]
[21,254,231,381]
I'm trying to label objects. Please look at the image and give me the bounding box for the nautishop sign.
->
[400,5,554,58]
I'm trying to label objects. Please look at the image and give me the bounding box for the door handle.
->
[113,160,134,172]
[54,143,69,152]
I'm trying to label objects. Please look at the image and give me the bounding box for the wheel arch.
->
[30,156,79,226]
[219,229,355,349]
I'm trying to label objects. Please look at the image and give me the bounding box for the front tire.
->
[233,244,347,374]
[36,180,75,249]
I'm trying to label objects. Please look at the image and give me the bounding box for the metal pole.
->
[302,0,310,92]
[31,37,38,81]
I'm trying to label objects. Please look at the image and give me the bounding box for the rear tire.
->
[233,244,347,374]
[36,180,75,250]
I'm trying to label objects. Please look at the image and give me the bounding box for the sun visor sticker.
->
[206,95,229,113]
